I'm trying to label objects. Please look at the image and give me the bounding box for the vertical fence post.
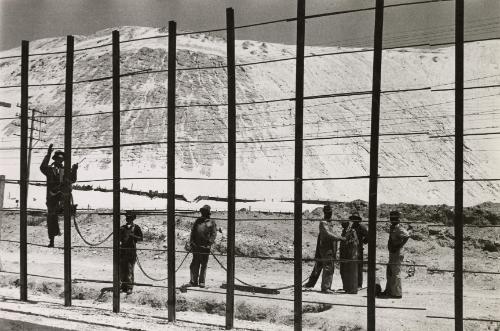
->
[0,174,4,269]
[226,7,236,330]
[20,40,29,302]
[0,175,4,239]
[294,0,305,329]
[167,20,177,322]
[112,30,121,314]
[454,0,464,330]
[367,0,384,330]
[63,35,74,307]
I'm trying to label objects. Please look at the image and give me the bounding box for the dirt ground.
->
[0,210,499,330]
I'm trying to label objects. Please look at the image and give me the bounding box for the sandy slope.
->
[0,26,499,209]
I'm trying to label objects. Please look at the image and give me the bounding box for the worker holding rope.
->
[350,211,368,289]
[187,205,217,288]
[379,210,410,299]
[119,211,143,294]
[339,218,359,294]
[40,144,78,247]
[304,204,346,293]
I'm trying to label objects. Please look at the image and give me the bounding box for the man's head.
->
[341,220,350,228]
[125,211,136,224]
[389,210,401,225]
[323,204,332,219]
[349,210,362,223]
[200,205,211,217]
[52,150,64,165]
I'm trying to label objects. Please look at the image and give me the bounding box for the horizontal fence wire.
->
[427,224,500,228]
[431,83,500,92]
[427,269,500,275]
[429,131,500,138]
[426,315,500,323]
[304,0,452,21]
[0,239,469,269]
[0,130,432,150]
[429,178,500,182]
[0,209,451,225]
[2,173,427,183]
[432,36,500,47]
[0,269,64,281]
[0,239,64,249]
[178,287,428,310]
[0,81,492,112]
[0,0,490,65]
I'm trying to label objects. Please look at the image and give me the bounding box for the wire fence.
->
[1,0,499,329]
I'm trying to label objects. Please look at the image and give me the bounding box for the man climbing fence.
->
[40,144,78,247]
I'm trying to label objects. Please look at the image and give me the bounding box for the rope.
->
[71,194,113,246]
[210,251,308,291]
[135,254,168,281]
[176,251,190,273]
[134,250,190,281]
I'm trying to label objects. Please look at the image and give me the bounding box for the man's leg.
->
[46,199,61,246]
[126,258,135,294]
[189,251,201,285]
[305,261,323,288]
[198,249,210,287]
[120,257,128,292]
[386,252,402,297]
[320,252,334,292]
[358,254,364,288]
[305,239,322,288]
[346,258,358,294]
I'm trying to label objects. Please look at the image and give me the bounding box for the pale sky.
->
[0,0,499,50]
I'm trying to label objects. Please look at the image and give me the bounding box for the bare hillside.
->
[0,26,499,209]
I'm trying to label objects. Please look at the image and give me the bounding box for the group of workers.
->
[40,145,409,297]
[305,205,410,298]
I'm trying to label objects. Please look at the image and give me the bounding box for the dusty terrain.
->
[0,208,499,330]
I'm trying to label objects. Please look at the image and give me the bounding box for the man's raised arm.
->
[40,144,53,176]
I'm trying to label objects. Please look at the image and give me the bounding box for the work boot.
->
[48,240,54,248]
[126,289,133,295]
[199,283,205,288]
[321,289,336,294]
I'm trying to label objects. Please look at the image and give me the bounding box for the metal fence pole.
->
[20,40,29,302]
[226,7,236,330]
[367,0,384,330]
[63,35,74,307]
[112,30,121,314]
[167,20,177,322]
[454,0,464,330]
[294,0,305,329]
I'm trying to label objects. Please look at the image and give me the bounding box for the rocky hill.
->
[0,26,499,208]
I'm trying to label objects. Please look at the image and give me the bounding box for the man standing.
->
[119,211,143,294]
[188,205,217,288]
[339,219,358,294]
[380,210,410,299]
[40,144,78,247]
[304,205,345,293]
[350,211,368,289]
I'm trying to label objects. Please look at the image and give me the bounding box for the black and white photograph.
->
[0,0,499,330]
